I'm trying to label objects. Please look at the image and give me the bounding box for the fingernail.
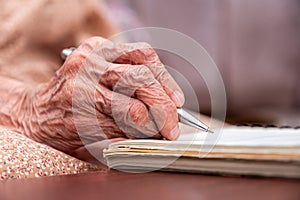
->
[171,91,185,107]
[168,125,180,140]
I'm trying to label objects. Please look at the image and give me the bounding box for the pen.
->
[61,48,213,133]
[177,108,213,133]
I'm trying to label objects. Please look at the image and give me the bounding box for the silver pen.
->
[177,108,213,133]
[61,48,213,133]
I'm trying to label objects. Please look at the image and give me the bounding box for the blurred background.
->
[106,0,300,126]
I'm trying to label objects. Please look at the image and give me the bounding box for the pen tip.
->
[207,129,214,134]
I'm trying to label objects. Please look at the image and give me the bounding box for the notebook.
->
[103,124,300,178]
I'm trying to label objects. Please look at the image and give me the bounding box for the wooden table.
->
[1,170,300,200]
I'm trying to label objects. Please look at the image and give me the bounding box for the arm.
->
[0,76,33,134]
[0,74,85,153]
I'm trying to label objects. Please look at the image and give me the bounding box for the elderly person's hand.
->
[17,37,184,161]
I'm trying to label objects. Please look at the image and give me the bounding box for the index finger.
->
[100,42,185,107]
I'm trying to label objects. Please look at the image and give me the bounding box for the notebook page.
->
[177,126,300,147]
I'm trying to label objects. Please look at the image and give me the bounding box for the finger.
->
[93,82,161,139]
[99,63,179,140]
[72,99,157,145]
[97,109,161,139]
[72,83,144,141]
[100,42,185,107]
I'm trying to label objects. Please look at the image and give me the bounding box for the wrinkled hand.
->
[29,37,184,162]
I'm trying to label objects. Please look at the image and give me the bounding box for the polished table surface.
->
[1,170,300,200]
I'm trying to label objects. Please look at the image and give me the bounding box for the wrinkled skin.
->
[0,37,185,162]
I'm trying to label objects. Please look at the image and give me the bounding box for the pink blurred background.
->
[107,0,300,126]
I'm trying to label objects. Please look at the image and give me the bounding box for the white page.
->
[177,126,300,147]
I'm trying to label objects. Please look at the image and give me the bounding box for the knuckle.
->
[81,36,106,49]
[136,42,152,49]
[60,51,87,76]
[132,42,157,58]
[75,37,108,60]
[137,42,157,56]
[132,65,156,85]
[101,64,130,89]
[65,50,88,66]
[127,42,152,50]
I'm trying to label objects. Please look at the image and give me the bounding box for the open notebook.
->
[103,124,300,178]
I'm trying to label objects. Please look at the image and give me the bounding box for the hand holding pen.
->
[5,36,213,163]
[62,44,213,134]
